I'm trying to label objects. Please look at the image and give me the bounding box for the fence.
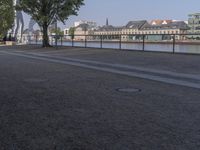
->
[23,33,200,54]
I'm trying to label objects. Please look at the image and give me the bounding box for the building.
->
[93,18,123,40]
[188,13,200,38]
[62,20,97,40]
[121,20,189,41]
[141,21,189,40]
[64,18,190,41]
[74,20,97,29]
[22,29,42,44]
[121,20,147,40]
[74,23,95,40]
[63,20,97,40]
[63,28,70,36]
[92,19,189,41]
[94,25,122,40]
[150,20,172,25]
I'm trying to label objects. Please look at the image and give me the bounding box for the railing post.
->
[100,35,103,48]
[142,35,145,51]
[51,35,53,45]
[72,37,74,47]
[55,36,58,48]
[61,36,63,46]
[85,35,87,48]
[35,35,37,45]
[173,34,175,53]
[28,35,30,44]
[119,34,122,50]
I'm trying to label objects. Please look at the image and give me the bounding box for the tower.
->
[106,18,109,26]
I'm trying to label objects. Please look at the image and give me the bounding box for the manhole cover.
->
[116,88,141,93]
[24,78,48,83]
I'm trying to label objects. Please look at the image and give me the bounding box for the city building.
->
[64,18,190,41]
[140,21,189,40]
[74,20,97,29]
[188,13,200,38]
[63,20,97,40]
[121,20,188,41]
[74,23,94,40]
[62,20,97,40]
[93,25,122,40]
[63,28,70,36]
[93,18,123,40]
[121,20,147,40]
[150,20,172,25]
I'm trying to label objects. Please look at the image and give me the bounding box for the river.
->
[32,40,200,54]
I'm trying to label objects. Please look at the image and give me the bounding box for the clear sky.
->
[24,0,200,29]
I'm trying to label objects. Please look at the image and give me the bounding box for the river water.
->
[33,40,200,54]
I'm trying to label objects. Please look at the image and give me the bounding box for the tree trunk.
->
[42,23,50,47]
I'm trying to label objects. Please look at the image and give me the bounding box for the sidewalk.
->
[1,45,200,89]
[0,45,200,149]
[2,45,200,74]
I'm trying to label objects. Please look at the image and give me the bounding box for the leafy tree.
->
[69,27,76,39]
[49,27,64,40]
[17,0,84,47]
[0,0,14,39]
[49,27,64,36]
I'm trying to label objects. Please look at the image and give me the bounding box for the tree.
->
[17,0,84,47]
[69,27,76,39]
[49,26,64,36]
[49,27,64,40]
[0,0,14,39]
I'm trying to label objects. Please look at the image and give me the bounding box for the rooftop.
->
[125,20,147,29]
[142,21,189,30]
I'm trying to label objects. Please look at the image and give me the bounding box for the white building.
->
[63,28,70,36]
[74,20,97,29]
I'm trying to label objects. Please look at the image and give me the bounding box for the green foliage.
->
[49,27,64,36]
[69,27,76,39]
[17,0,84,47]
[0,0,14,39]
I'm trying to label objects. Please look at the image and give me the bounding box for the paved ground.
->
[0,45,200,150]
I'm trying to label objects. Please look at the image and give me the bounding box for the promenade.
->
[0,45,200,149]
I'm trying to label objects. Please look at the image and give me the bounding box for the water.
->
[30,40,200,54]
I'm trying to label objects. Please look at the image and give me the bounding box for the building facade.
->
[140,21,189,40]
[64,18,190,41]
[121,20,147,40]
[74,23,95,40]
[188,13,200,38]
[93,25,122,40]
[74,20,97,29]
[92,19,122,40]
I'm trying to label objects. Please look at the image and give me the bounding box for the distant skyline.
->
[23,0,200,29]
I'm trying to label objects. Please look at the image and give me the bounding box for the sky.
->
[23,0,200,30]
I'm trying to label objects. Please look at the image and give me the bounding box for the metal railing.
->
[4,33,200,54]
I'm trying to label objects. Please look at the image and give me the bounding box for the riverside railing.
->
[24,33,200,54]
